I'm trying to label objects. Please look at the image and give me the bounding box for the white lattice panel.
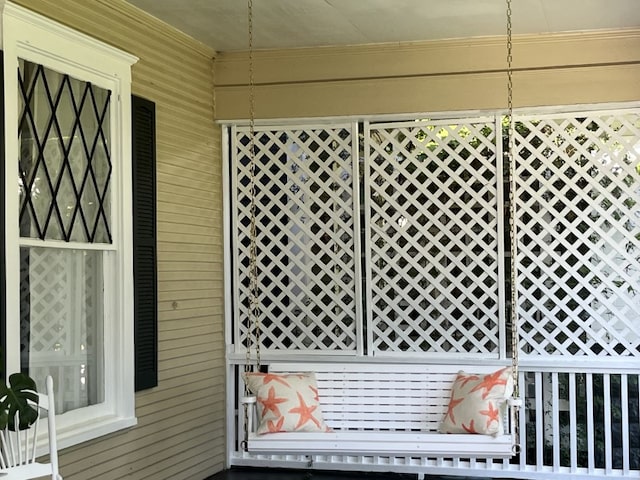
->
[515,110,640,357]
[365,118,503,355]
[232,124,359,353]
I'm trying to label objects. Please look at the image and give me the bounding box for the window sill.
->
[56,415,138,450]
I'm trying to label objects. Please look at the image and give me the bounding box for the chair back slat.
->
[0,375,61,479]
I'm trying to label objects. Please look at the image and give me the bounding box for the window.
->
[18,59,111,413]
[2,3,138,447]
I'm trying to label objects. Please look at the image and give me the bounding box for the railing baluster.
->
[552,372,560,471]
[586,373,595,474]
[535,371,544,470]
[621,374,629,475]
[603,374,612,474]
[569,372,577,473]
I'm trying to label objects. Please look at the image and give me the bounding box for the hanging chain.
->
[506,0,518,398]
[506,0,521,454]
[246,0,261,371]
[242,0,260,452]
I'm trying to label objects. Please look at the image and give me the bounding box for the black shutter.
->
[132,95,157,391]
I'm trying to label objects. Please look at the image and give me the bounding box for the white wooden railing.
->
[514,364,640,479]
[228,359,640,479]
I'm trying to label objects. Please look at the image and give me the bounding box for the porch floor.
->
[206,468,504,480]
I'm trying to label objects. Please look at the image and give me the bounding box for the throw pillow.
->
[439,367,513,436]
[243,371,330,434]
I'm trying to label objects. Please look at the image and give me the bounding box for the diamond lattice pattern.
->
[366,119,502,355]
[18,60,112,243]
[233,125,358,352]
[516,112,640,356]
[230,110,640,359]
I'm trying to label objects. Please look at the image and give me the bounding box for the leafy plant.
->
[0,371,39,431]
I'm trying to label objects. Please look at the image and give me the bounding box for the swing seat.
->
[242,363,519,458]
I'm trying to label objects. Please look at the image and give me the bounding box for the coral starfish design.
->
[258,386,288,417]
[261,373,291,387]
[266,416,285,433]
[470,368,508,399]
[444,393,464,425]
[462,419,478,434]
[309,385,320,402]
[458,374,480,388]
[480,401,500,429]
[289,392,321,430]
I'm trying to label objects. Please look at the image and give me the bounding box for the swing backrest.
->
[268,362,510,433]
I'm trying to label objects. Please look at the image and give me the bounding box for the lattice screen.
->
[229,108,640,359]
[365,119,504,356]
[232,124,359,353]
[515,110,640,357]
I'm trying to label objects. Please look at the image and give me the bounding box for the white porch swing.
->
[239,0,524,460]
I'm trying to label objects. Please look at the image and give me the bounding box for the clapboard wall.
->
[11,1,224,479]
[215,29,640,119]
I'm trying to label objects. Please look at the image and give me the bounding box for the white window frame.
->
[1,1,138,448]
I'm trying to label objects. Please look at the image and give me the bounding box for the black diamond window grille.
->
[18,59,112,243]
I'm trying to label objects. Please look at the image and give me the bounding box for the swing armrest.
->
[506,396,523,426]
[507,397,523,409]
[241,396,257,434]
[506,396,523,452]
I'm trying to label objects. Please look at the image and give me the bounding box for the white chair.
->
[0,376,62,479]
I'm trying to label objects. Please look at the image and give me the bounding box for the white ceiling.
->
[126,0,640,53]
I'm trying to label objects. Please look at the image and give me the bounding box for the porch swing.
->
[240,0,523,459]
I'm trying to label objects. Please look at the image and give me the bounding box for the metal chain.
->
[249,0,262,372]
[506,0,521,453]
[242,0,260,452]
[506,0,518,397]
[246,0,261,371]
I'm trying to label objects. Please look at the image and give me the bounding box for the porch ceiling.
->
[125,0,640,53]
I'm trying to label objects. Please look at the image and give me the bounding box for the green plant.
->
[0,370,39,431]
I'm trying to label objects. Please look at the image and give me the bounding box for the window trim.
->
[1,1,139,448]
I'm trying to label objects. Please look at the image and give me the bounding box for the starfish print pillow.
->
[439,367,514,436]
[243,372,330,435]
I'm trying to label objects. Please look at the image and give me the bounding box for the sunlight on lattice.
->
[366,119,503,355]
[515,111,640,357]
[233,125,358,352]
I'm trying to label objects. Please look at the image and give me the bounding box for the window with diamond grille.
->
[18,59,110,412]
[18,61,111,243]
[231,124,360,353]
[365,119,503,356]
[3,4,137,448]
[515,110,640,357]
